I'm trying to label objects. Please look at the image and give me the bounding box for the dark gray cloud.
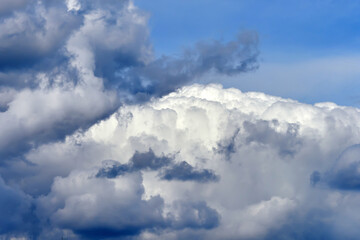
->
[159,161,219,183]
[96,161,130,179]
[313,144,360,191]
[326,145,360,190]
[0,176,38,237]
[131,149,173,171]
[328,166,360,190]
[216,128,240,160]
[96,149,173,178]
[118,32,259,101]
[96,150,218,184]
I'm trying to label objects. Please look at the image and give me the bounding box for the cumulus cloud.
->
[0,0,258,165]
[1,84,359,239]
[3,0,360,239]
[0,0,260,237]
[37,171,166,238]
[36,168,220,239]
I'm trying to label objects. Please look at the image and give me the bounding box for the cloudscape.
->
[1,0,360,239]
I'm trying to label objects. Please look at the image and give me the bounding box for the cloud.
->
[243,119,302,157]
[0,0,27,15]
[237,197,297,239]
[326,144,360,190]
[0,1,79,74]
[0,176,37,237]
[96,149,172,178]
[119,31,259,101]
[168,200,220,230]
[159,161,219,183]
[0,83,358,239]
[0,0,258,167]
[313,144,360,191]
[96,150,218,183]
[4,0,360,239]
[37,171,166,239]
[36,169,220,239]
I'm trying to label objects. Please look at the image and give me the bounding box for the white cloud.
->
[66,0,81,11]
[4,83,357,239]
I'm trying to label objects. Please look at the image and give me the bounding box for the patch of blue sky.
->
[135,0,360,106]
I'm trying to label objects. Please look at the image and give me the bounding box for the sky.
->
[136,0,360,105]
[1,0,360,239]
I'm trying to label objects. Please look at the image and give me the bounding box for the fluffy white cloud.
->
[2,83,357,239]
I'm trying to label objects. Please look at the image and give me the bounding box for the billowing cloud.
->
[37,171,166,238]
[0,0,258,164]
[36,168,220,239]
[1,83,360,239]
[3,0,360,239]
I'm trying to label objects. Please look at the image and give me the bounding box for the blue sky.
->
[135,0,360,105]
